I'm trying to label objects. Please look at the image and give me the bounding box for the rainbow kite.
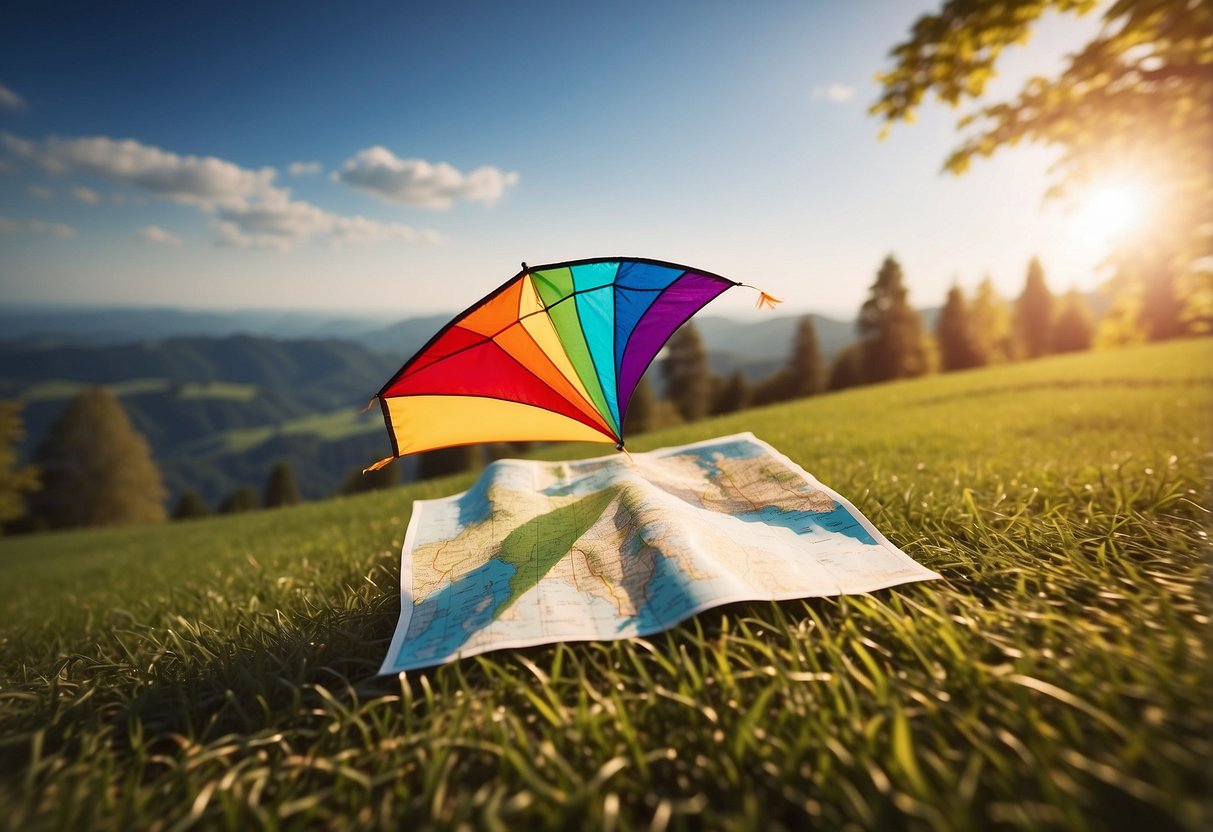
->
[367,257,778,468]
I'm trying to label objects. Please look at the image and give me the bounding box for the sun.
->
[1071,182,1150,245]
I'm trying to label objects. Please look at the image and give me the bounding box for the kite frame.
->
[374,256,743,459]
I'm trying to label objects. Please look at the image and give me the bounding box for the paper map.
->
[380,433,939,673]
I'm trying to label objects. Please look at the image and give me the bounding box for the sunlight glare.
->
[1071,183,1149,246]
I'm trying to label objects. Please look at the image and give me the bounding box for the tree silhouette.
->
[858,255,932,383]
[711,370,752,415]
[969,277,1016,365]
[172,490,211,520]
[27,388,166,529]
[419,445,477,480]
[1053,289,1095,353]
[662,323,713,422]
[0,402,39,532]
[623,377,656,435]
[263,460,301,508]
[788,315,824,398]
[827,344,865,391]
[219,486,259,515]
[935,285,981,371]
[340,463,399,495]
[1015,257,1055,359]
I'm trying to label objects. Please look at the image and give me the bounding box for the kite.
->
[366,257,780,469]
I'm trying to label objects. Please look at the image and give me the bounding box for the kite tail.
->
[736,282,783,310]
[359,396,378,415]
[363,456,394,474]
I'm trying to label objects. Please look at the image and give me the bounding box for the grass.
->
[0,339,1210,831]
[184,407,382,456]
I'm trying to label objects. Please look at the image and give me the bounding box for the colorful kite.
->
[367,257,779,469]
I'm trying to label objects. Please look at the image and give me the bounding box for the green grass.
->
[11,377,173,401]
[1,340,1210,831]
[185,407,381,456]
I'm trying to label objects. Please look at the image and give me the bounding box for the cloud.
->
[216,192,442,251]
[0,82,26,112]
[335,146,519,209]
[136,224,182,246]
[1,132,444,252]
[0,132,277,210]
[288,160,323,176]
[71,185,101,204]
[0,216,75,238]
[26,185,52,200]
[812,82,856,103]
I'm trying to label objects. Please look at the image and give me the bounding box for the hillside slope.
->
[0,340,1209,830]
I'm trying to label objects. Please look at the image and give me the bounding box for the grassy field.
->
[1,340,1210,830]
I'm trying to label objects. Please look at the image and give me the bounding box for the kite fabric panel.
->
[375,257,743,459]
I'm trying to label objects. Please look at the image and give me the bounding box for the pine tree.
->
[339,463,398,495]
[263,460,301,508]
[857,255,932,382]
[711,370,751,415]
[969,277,1016,365]
[827,343,865,391]
[172,490,210,520]
[623,377,656,435]
[788,316,824,398]
[935,285,981,371]
[662,323,713,422]
[27,388,167,529]
[419,445,477,480]
[219,485,259,514]
[1052,289,1095,353]
[0,402,39,532]
[1015,257,1056,358]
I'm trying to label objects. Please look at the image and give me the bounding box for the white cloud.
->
[0,132,277,210]
[812,82,856,103]
[1,132,444,252]
[0,216,75,238]
[0,82,26,112]
[216,192,441,251]
[288,160,323,176]
[71,185,101,204]
[27,185,52,200]
[136,224,182,246]
[335,146,519,209]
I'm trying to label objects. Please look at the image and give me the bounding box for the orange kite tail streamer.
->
[363,456,394,474]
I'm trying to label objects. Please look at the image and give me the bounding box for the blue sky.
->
[0,0,1107,318]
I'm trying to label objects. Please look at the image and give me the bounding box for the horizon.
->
[1,2,1112,318]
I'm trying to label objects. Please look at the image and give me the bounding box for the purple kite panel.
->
[616,272,731,426]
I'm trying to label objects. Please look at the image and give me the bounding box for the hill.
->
[0,339,1208,830]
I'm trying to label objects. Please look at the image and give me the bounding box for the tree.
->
[419,445,477,480]
[788,315,825,398]
[1053,289,1096,353]
[27,388,166,529]
[711,370,751,415]
[263,460,301,508]
[219,485,259,515]
[339,463,398,495]
[623,377,657,435]
[662,323,713,422]
[935,285,980,371]
[0,402,39,532]
[1015,257,1056,359]
[873,0,1212,338]
[858,255,932,382]
[969,277,1016,365]
[172,490,210,520]
[827,343,865,391]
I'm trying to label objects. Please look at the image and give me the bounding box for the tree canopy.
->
[27,388,167,529]
[0,402,39,531]
[874,0,1212,330]
[663,323,713,423]
[858,255,933,382]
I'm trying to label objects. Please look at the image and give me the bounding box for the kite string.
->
[734,282,783,310]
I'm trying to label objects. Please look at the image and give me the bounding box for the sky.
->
[0,0,1111,319]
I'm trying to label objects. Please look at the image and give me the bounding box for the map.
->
[380,432,939,674]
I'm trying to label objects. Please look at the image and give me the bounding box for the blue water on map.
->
[396,559,516,665]
[672,437,763,477]
[736,503,876,545]
[620,549,698,635]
